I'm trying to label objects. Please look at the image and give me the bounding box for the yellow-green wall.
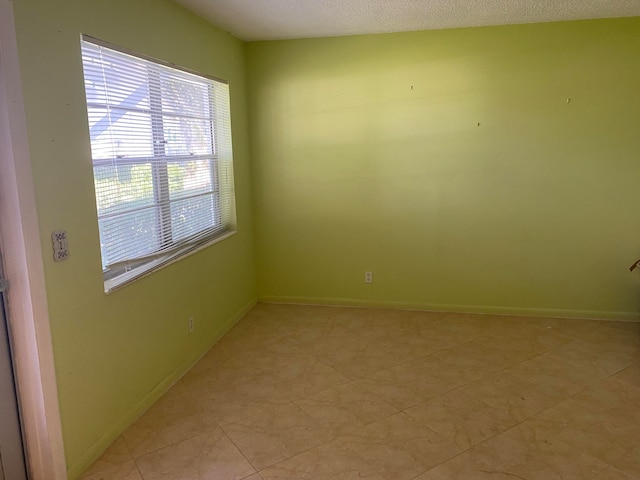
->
[12,0,256,477]
[247,17,640,319]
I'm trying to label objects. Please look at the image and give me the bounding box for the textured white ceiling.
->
[174,0,640,41]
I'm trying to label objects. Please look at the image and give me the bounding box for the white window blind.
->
[80,36,236,291]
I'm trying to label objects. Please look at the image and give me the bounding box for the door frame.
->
[0,258,28,480]
[0,1,67,479]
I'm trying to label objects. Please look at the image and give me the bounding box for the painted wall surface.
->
[247,18,640,319]
[11,0,255,477]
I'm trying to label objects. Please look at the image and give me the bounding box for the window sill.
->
[104,229,236,294]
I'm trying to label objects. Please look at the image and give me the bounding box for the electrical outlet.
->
[365,271,373,284]
[188,316,194,333]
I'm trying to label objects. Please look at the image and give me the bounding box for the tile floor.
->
[80,303,640,480]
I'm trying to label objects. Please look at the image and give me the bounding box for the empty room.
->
[1,0,640,479]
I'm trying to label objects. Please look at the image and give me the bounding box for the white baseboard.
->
[258,295,640,322]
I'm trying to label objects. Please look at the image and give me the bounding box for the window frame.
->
[80,36,236,293]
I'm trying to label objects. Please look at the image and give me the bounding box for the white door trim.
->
[0,273,28,480]
[0,1,67,479]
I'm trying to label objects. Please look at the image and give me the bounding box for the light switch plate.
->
[52,230,69,262]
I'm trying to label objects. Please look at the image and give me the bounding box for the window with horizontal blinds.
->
[80,36,236,292]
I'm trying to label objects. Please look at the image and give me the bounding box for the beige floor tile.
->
[79,437,132,477]
[79,305,640,480]
[272,357,351,401]
[337,412,461,480]
[180,362,272,398]
[413,448,515,480]
[250,308,331,341]
[481,315,562,343]
[568,322,640,347]
[416,403,613,480]
[123,395,219,458]
[472,423,608,480]
[612,443,640,478]
[336,310,412,341]
[249,352,320,379]
[386,327,464,356]
[508,352,596,397]
[259,440,385,480]
[135,430,255,480]
[317,339,418,380]
[251,336,311,357]
[430,345,502,381]
[356,375,424,411]
[307,335,369,364]
[279,325,328,346]
[190,372,291,424]
[276,360,351,400]
[357,355,471,410]
[547,339,639,379]
[200,392,291,427]
[410,321,477,350]
[79,460,142,480]
[219,402,333,470]
[522,395,640,465]
[404,390,520,450]
[460,370,563,422]
[572,378,640,425]
[216,326,282,354]
[612,362,640,390]
[320,309,377,340]
[477,316,547,338]
[535,317,606,339]
[185,343,236,377]
[294,382,398,435]
[488,327,574,355]
[182,363,281,397]
[427,313,492,339]
[440,337,536,369]
[367,334,438,363]
[216,317,318,361]
[603,320,640,331]
[593,467,636,479]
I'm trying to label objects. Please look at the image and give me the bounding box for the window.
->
[80,36,236,292]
